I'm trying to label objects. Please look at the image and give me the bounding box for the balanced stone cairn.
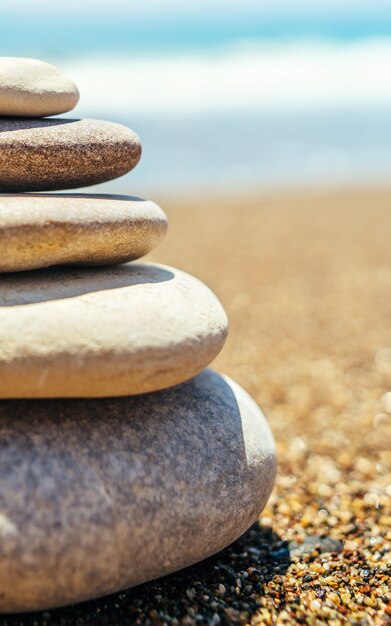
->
[0,58,276,612]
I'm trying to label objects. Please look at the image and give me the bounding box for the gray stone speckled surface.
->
[0,193,167,272]
[0,118,141,192]
[0,263,228,398]
[0,369,276,612]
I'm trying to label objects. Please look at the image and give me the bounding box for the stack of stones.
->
[0,58,276,613]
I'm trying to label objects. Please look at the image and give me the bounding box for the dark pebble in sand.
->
[289,535,344,558]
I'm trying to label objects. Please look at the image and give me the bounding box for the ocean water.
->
[1,8,391,193]
[2,7,391,57]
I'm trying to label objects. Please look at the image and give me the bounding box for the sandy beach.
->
[6,185,389,625]
[153,185,391,624]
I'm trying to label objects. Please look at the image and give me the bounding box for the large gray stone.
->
[0,263,228,398]
[0,57,79,117]
[0,193,167,272]
[0,369,276,612]
[0,118,141,192]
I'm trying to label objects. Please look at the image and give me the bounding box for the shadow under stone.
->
[0,193,147,202]
[0,263,175,306]
[0,119,80,132]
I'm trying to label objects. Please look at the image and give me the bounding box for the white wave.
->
[63,38,391,116]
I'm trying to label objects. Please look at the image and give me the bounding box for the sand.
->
[3,186,390,624]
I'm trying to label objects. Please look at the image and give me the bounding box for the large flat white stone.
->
[0,263,228,397]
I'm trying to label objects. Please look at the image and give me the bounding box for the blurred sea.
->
[2,10,391,194]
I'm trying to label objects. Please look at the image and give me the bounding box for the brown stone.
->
[0,369,276,612]
[0,118,141,192]
[0,57,79,117]
[0,193,167,272]
[0,263,228,398]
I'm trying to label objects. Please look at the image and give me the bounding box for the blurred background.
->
[1,3,391,621]
[1,0,391,195]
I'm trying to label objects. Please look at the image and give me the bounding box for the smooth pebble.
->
[0,369,276,612]
[0,57,79,117]
[0,194,167,272]
[0,263,228,398]
[0,118,141,192]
